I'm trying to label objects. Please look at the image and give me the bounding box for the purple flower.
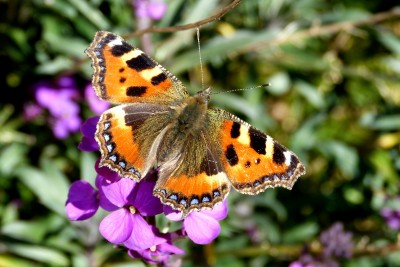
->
[132,0,167,20]
[66,180,99,221]
[288,262,314,267]
[128,227,184,264]
[319,222,353,258]
[289,254,339,267]
[165,199,228,244]
[84,84,110,115]
[99,178,163,250]
[381,207,400,230]
[78,116,99,152]
[23,102,43,121]
[33,77,81,139]
[65,176,118,221]
[66,160,121,220]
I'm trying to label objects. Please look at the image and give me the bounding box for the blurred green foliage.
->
[1,0,400,266]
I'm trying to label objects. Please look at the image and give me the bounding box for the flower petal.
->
[101,178,136,207]
[200,199,228,221]
[147,2,167,20]
[184,212,220,244]
[134,181,163,216]
[124,214,156,250]
[65,180,99,220]
[99,208,133,244]
[97,176,118,211]
[158,242,185,255]
[164,206,183,221]
[85,84,110,115]
[78,117,99,151]
[95,159,121,183]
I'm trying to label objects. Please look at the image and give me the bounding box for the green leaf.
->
[36,56,73,75]
[6,244,69,267]
[282,221,319,243]
[67,0,110,29]
[343,187,364,204]
[80,152,97,184]
[295,80,325,109]
[361,113,400,130]
[2,221,47,243]
[377,30,400,55]
[266,72,291,96]
[0,255,39,267]
[0,143,28,176]
[16,166,69,216]
[318,141,359,178]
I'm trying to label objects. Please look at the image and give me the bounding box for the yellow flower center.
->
[129,206,136,214]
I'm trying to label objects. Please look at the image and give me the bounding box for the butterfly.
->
[85,31,306,215]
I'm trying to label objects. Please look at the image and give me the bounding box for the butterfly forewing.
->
[86,31,189,105]
[214,109,306,194]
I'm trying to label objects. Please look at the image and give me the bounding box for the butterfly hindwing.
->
[215,109,306,194]
[86,31,189,105]
[154,142,230,214]
[96,103,171,180]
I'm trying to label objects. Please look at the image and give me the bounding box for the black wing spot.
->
[249,127,266,155]
[126,86,147,97]
[272,142,286,165]
[126,54,156,72]
[230,122,241,138]
[151,73,167,85]
[225,144,239,166]
[111,42,132,57]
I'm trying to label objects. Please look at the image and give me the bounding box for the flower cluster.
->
[66,116,229,264]
[289,222,353,267]
[132,0,167,20]
[381,208,400,230]
[23,76,109,139]
[380,197,400,231]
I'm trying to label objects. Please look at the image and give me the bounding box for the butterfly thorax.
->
[155,89,209,165]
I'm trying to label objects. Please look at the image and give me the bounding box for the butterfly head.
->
[196,87,212,102]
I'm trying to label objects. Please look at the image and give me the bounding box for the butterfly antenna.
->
[213,83,271,95]
[196,28,205,89]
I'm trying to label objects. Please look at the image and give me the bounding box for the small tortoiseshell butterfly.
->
[85,31,306,215]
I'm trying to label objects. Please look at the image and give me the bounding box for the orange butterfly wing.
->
[95,103,171,181]
[154,145,230,214]
[85,31,188,105]
[216,109,306,194]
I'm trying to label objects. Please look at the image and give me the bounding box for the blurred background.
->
[1,0,400,266]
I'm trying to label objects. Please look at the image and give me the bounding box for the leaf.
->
[318,140,359,178]
[36,56,73,75]
[0,143,28,176]
[361,113,400,131]
[282,221,319,243]
[295,80,325,109]
[67,0,110,29]
[80,152,97,184]
[169,30,274,75]
[6,244,69,267]
[0,255,39,267]
[377,30,400,55]
[2,221,47,243]
[16,166,69,216]
[266,72,291,96]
